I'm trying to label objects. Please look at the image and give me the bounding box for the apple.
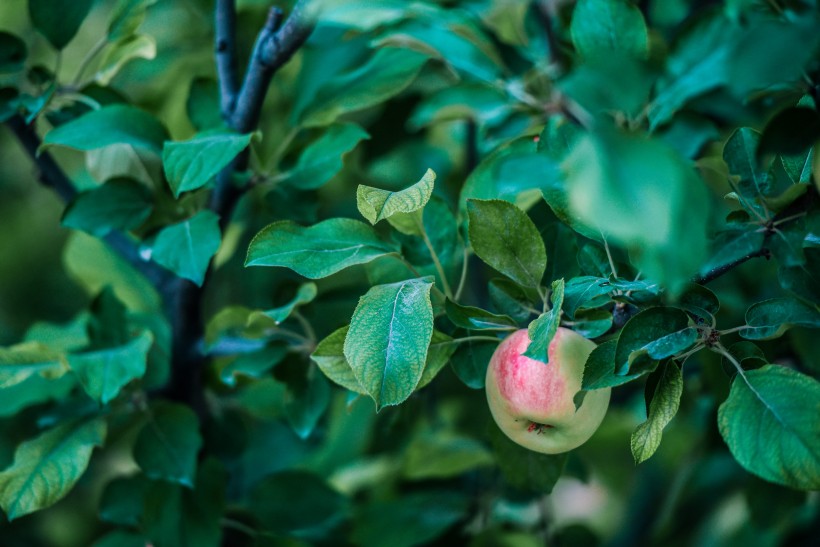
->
[485,327,610,454]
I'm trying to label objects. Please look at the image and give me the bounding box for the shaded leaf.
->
[62,179,154,236]
[42,105,168,153]
[29,0,94,50]
[741,298,820,340]
[280,123,370,189]
[148,210,221,286]
[163,131,254,197]
[133,402,202,487]
[444,299,517,331]
[718,365,820,490]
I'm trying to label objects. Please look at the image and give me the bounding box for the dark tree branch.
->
[534,0,567,73]
[4,115,174,292]
[231,1,314,133]
[693,247,771,285]
[165,2,316,413]
[215,0,240,115]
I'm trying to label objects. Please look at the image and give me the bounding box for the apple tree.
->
[0,0,818,545]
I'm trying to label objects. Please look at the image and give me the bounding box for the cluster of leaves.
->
[1,0,819,546]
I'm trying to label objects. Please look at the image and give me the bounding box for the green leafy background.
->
[0,0,819,546]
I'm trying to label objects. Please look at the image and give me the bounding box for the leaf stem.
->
[449,335,503,345]
[72,37,107,86]
[719,325,750,335]
[601,232,618,279]
[292,310,316,344]
[417,218,454,299]
[454,246,470,301]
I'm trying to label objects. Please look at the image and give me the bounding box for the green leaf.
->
[134,402,202,487]
[29,0,94,50]
[444,299,517,331]
[572,309,613,339]
[417,330,459,389]
[467,199,546,288]
[311,326,366,394]
[302,48,428,127]
[0,342,68,389]
[648,14,739,129]
[219,344,288,387]
[250,470,347,539]
[0,418,106,520]
[99,474,150,526]
[353,491,469,547]
[186,77,222,131]
[450,338,498,389]
[357,168,435,227]
[250,283,318,325]
[563,128,709,294]
[280,123,370,190]
[343,278,434,409]
[488,279,536,323]
[148,210,221,286]
[0,32,26,73]
[633,328,698,363]
[43,105,167,153]
[284,368,331,440]
[523,279,565,363]
[718,365,820,490]
[245,218,397,279]
[92,531,148,547]
[724,127,769,198]
[488,422,567,493]
[570,0,648,59]
[141,458,225,547]
[582,339,645,390]
[461,137,559,212]
[631,361,684,464]
[62,179,154,237]
[108,0,158,41]
[698,227,766,278]
[616,307,690,374]
[68,331,153,404]
[562,276,613,318]
[163,130,254,197]
[402,433,494,480]
[741,298,820,340]
[96,34,156,85]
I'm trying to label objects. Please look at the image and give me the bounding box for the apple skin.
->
[485,327,611,454]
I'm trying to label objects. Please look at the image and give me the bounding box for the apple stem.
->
[527,421,554,434]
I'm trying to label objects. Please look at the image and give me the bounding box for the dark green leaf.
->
[570,0,648,59]
[133,402,202,487]
[488,278,536,323]
[724,127,768,198]
[0,418,106,520]
[148,210,221,286]
[582,340,645,390]
[488,422,567,493]
[0,32,26,73]
[250,470,347,539]
[42,105,168,153]
[467,199,546,288]
[302,48,427,127]
[402,433,494,480]
[220,344,288,387]
[186,77,221,131]
[249,283,317,325]
[343,278,434,409]
[758,107,820,160]
[353,491,469,547]
[562,276,613,318]
[281,123,369,190]
[29,0,94,50]
[631,360,683,463]
[741,298,820,340]
[99,474,149,526]
[163,131,254,197]
[92,531,147,547]
[417,331,459,389]
[718,365,820,490]
[246,218,397,279]
[68,331,153,404]
[572,309,613,339]
[444,299,517,331]
[62,179,154,236]
[615,307,689,374]
[284,368,331,440]
[450,339,498,389]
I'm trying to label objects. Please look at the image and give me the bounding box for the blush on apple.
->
[485,328,611,454]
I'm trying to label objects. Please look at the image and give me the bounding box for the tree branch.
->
[693,247,771,285]
[4,115,173,291]
[215,0,239,115]
[231,1,314,133]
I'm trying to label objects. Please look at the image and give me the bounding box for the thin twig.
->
[693,248,771,285]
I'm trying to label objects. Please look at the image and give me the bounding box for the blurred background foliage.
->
[0,0,819,546]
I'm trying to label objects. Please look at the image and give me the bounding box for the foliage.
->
[0,0,819,545]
